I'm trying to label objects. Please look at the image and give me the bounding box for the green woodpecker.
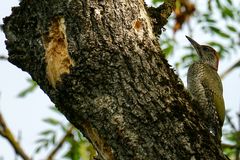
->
[186,36,225,140]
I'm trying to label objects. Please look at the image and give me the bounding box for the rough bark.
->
[3,0,227,159]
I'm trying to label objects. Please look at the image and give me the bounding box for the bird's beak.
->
[185,36,202,57]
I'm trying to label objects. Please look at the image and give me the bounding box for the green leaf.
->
[60,123,68,132]
[43,141,49,148]
[39,130,55,136]
[17,79,38,97]
[226,0,232,5]
[207,0,213,12]
[77,131,83,140]
[163,45,173,57]
[64,139,81,160]
[43,118,60,126]
[152,0,164,5]
[35,138,48,144]
[206,18,216,23]
[51,134,56,145]
[202,13,216,24]
[35,145,43,154]
[227,25,237,32]
[49,106,60,113]
[223,147,235,157]
[216,0,222,9]
[222,7,234,18]
[208,41,224,50]
[209,26,230,38]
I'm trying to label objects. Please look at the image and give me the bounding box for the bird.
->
[186,36,225,141]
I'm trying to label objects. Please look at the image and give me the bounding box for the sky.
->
[1,0,240,160]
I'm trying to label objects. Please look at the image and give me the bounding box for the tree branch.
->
[46,125,74,160]
[0,55,8,60]
[147,0,176,34]
[225,113,237,132]
[0,113,30,160]
[220,59,240,79]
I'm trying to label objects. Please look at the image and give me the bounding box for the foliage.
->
[64,131,96,160]
[152,0,240,73]
[17,78,38,97]
[34,106,96,159]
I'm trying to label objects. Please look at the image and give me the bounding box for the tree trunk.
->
[3,0,227,159]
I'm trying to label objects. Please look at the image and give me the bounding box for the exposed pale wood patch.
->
[43,17,74,88]
[82,121,114,160]
[133,19,143,32]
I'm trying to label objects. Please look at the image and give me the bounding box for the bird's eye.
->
[203,47,209,51]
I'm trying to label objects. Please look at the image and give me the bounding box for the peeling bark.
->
[3,0,227,159]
